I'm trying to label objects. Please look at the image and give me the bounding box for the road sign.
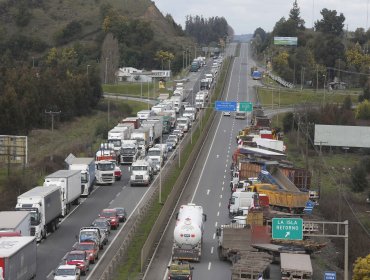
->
[215,101,237,112]
[238,102,253,112]
[324,271,336,280]
[272,218,303,240]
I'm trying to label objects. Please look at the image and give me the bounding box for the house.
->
[116,67,171,83]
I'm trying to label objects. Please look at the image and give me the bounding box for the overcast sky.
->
[154,0,370,35]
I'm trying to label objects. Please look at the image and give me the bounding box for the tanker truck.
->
[172,203,207,262]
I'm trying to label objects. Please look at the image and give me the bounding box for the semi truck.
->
[107,125,132,153]
[229,191,259,217]
[95,160,115,185]
[0,236,37,280]
[131,127,151,153]
[0,211,31,236]
[129,159,153,186]
[16,185,62,242]
[120,140,139,164]
[120,117,141,129]
[195,92,206,109]
[67,154,95,197]
[172,203,206,262]
[44,170,81,217]
[142,119,163,146]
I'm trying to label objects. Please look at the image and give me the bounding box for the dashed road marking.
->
[222,187,224,191]
[216,154,219,158]
[215,222,218,227]
[217,211,220,216]
[213,233,216,239]
[208,262,212,270]
[219,202,221,207]
[207,189,210,195]
[220,194,223,199]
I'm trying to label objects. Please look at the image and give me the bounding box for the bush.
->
[350,165,368,192]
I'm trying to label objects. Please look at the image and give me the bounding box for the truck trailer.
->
[0,236,37,280]
[0,211,31,236]
[67,155,95,197]
[172,203,206,262]
[16,185,62,242]
[44,170,81,217]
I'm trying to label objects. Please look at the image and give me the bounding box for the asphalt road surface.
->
[144,42,282,280]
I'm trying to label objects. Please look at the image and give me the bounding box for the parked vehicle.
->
[114,207,127,223]
[229,191,259,217]
[99,209,120,230]
[44,170,81,217]
[0,211,31,236]
[67,154,95,197]
[120,140,139,164]
[16,185,62,242]
[91,218,111,236]
[64,250,89,275]
[73,242,99,264]
[95,160,115,185]
[129,160,153,187]
[54,264,80,280]
[0,236,37,280]
[172,203,206,262]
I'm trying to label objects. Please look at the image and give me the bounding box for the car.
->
[73,242,99,264]
[172,129,184,140]
[65,250,90,275]
[114,207,127,222]
[99,208,120,229]
[113,162,122,181]
[168,134,178,145]
[166,139,175,151]
[223,111,231,116]
[54,264,81,280]
[91,218,111,236]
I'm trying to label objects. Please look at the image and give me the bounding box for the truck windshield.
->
[80,232,97,243]
[97,163,114,171]
[81,173,88,183]
[132,166,147,171]
[178,119,187,124]
[108,139,121,147]
[148,150,160,156]
[122,148,135,155]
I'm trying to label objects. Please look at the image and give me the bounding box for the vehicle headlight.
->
[89,253,93,257]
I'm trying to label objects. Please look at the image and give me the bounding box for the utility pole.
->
[105,57,109,84]
[45,110,61,132]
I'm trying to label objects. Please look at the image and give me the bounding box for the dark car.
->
[114,207,127,223]
[99,208,119,229]
[65,250,90,275]
[73,242,99,264]
[91,218,111,237]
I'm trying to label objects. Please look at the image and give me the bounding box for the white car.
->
[54,265,81,280]
[223,111,231,116]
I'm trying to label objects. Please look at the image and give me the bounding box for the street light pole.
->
[86,65,90,77]
[104,58,109,84]
[323,75,327,104]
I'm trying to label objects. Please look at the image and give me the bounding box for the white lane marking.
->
[222,181,225,185]
[220,194,223,199]
[223,175,226,179]
[225,164,228,168]
[109,199,114,205]
[208,262,212,270]
[215,222,218,227]
[219,202,221,207]
[222,187,224,191]
[213,233,216,239]
[207,189,210,195]
[116,192,120,197]
[217,211,220,216]
[216,154,219,158]
[211,247,214,254]
[224,169,227,173]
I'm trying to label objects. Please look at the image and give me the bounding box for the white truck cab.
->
[95,160,115,185]
[130,160,153,186]
[177,117,190,132]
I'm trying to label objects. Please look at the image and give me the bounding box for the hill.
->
[233,34,253,42]
[0,0,192,71]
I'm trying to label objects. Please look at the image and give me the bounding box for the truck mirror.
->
[203,214,207,222]
[216,228,221,236]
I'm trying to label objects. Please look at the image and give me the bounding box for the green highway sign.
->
[272,218,303,240]
[238,102,253,112]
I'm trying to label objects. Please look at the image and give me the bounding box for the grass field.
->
[257,86,360,108]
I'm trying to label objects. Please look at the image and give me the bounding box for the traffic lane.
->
[38,182,127,280]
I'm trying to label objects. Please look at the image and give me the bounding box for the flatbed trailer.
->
[280,253,313,280]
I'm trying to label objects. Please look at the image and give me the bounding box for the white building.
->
[116,67,171,83]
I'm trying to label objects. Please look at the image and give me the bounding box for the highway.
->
[144,42,282,280]
[36,58,211,280]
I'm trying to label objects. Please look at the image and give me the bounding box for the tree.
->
[315,9,345,36]
[352,254,370,280]
[289,0,305,30]
[351,165,368,192]
[356,100,370,119]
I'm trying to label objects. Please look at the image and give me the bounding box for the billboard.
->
[314,125,370,148]
[0,135,28,164]
[274,37,298,46]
